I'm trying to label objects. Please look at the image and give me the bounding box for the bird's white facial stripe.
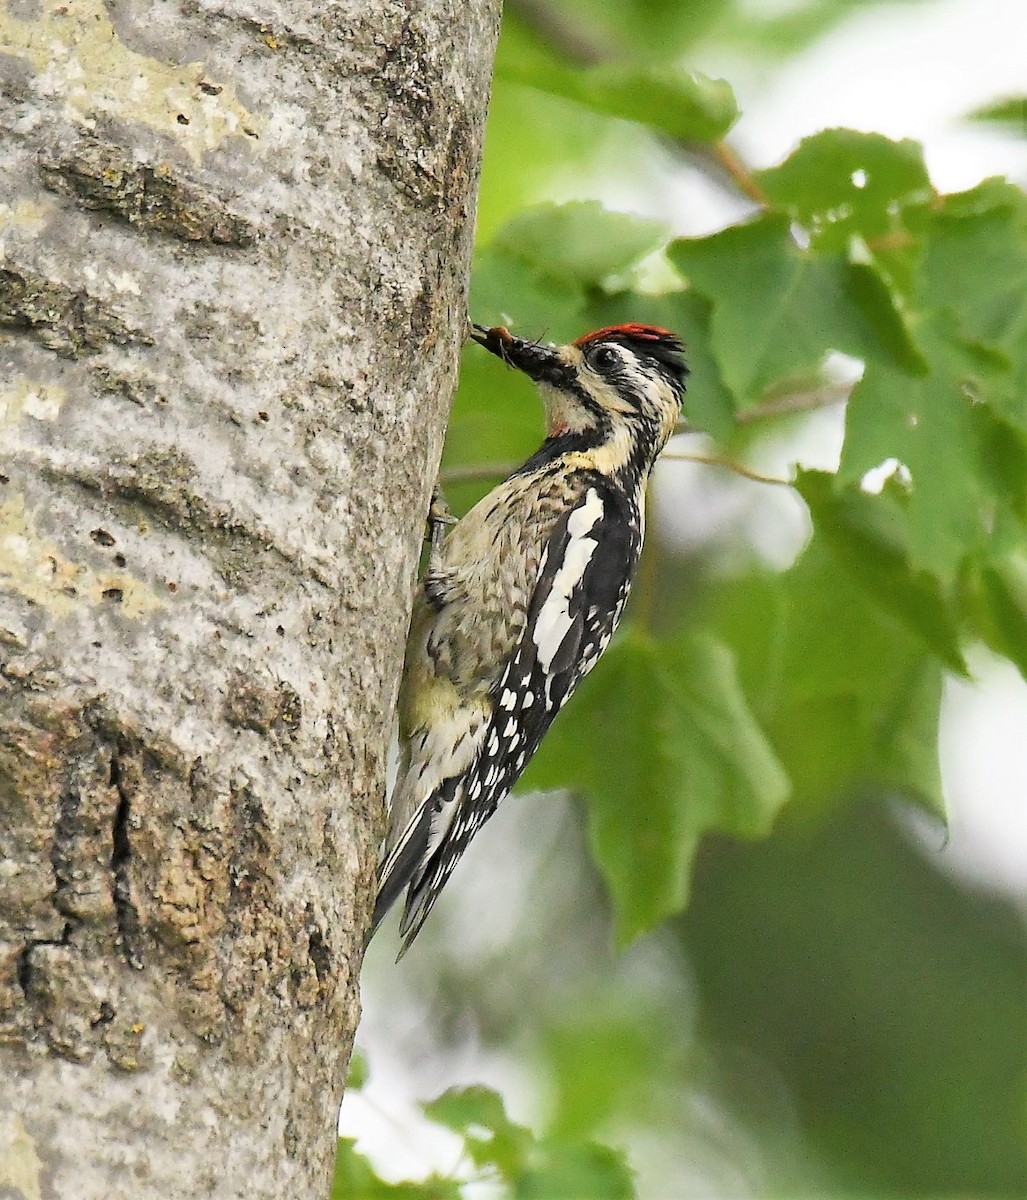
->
[586,374,634,416]
[620,353,648,391]
[533,489,604,673]
[587,344,680,439]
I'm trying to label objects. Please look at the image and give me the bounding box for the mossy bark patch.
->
[0,266,147,358]
[39,143,256,245]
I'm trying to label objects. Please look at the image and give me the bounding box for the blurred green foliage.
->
[685,800,1027,1195]
[334,1085,634,1199]
[345,0,1027,1196]
[969,96,1027,134]
[521,628,788,941]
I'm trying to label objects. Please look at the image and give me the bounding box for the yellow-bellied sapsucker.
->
[373,322,687,956]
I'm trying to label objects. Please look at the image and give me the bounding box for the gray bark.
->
[0,1,498,1196]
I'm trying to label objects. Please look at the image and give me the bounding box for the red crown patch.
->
[573,323,681,349]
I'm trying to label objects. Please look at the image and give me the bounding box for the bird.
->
[372,321,687,956]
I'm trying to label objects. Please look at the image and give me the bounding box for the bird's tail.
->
[370,800,433,939]
[371,772,466,958]
[394,861,447,959]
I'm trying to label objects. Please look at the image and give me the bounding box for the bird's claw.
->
[428,486,456,552]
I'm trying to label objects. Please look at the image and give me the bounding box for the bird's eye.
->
[590,345,619,371]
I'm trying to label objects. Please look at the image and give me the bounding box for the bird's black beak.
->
[470,324,562,384]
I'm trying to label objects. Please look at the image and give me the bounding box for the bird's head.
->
[470,322,687,475]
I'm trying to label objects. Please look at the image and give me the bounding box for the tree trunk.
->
[0,1,498,1195]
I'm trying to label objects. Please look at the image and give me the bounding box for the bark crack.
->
[16,923,74,1001]
[110,751,144,970]
[37,458,340,593]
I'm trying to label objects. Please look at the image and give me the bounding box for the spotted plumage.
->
[373,322,687,956]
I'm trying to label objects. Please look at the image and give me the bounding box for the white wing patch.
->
[532,488,604,673]
[424,792,460,862]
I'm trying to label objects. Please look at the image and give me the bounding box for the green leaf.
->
[795,470,966,672]
[520,633,694,941]
[345,1049,369,1091]
[424,1086,533,1180]
[757,129,933,252]
[667,633,792,835]
[831,181,1027,581]
[423,1086,637,1197]
[669,180,1027,591]
[495,19,738,143]
[476,79,610,242]
[669,214,919,407]
[919,183,1027,345]
[874,656,945,813]
[917,185,1027,431]
[838,316,999,580]
[967,96,1027,134]
[706,545,945,815]
[331,1139,461,1200]
[938,175,1027,219]
[565,62,738,143]
[520,0,730,62]
[519,629,789,943]
[424,1084,513,1131]
[470,245,585,337]
[492,202,671,289]
[543,1013,666,1140]
[516,1141,636,1200]
[845,257,928,371]
[966,547,1027,681]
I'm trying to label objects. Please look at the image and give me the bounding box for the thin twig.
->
[439,461,519,486]
[705,140,770,207]
[670,379,852,440]
[660,449,792,487]
[505,0,610,65]
[734,380,854,424]
[440,451,792,490]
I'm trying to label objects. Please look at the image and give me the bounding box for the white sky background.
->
[733,0,1027,190]
[343,0,1027,1186]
